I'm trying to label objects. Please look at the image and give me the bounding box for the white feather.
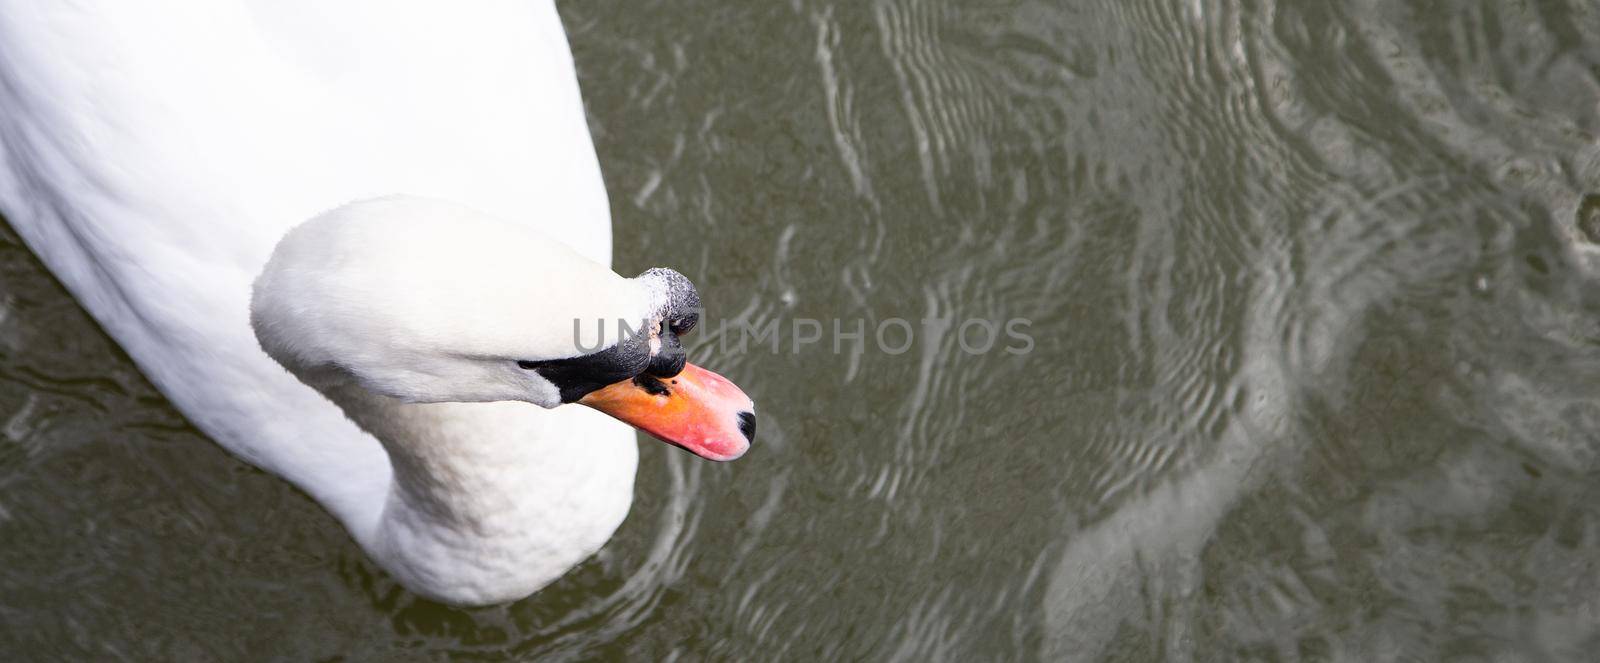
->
[0,1,651,604]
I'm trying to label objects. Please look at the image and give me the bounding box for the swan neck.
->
[312,380,615,604]
[320,382,535,526]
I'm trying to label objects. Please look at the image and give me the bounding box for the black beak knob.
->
[646,326,686,378]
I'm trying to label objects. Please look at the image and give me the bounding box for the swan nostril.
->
[736,411,755,444]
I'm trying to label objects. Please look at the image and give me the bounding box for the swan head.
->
[249,195,753,460]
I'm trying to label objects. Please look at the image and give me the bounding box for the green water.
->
[3,0,1600,660]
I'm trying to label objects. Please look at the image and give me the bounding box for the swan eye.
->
[669,313,698,336]
[517,360,542,370]
[640,267,701,336]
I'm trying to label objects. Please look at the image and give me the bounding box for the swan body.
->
[0,1,750,604]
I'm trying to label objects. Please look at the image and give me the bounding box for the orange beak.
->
[578,362,755,461]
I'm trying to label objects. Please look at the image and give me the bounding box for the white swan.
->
[0,1,754,605]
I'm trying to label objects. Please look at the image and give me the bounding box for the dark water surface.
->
[4,1,1600,660]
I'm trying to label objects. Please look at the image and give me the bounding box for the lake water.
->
[3,0,1599,660]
